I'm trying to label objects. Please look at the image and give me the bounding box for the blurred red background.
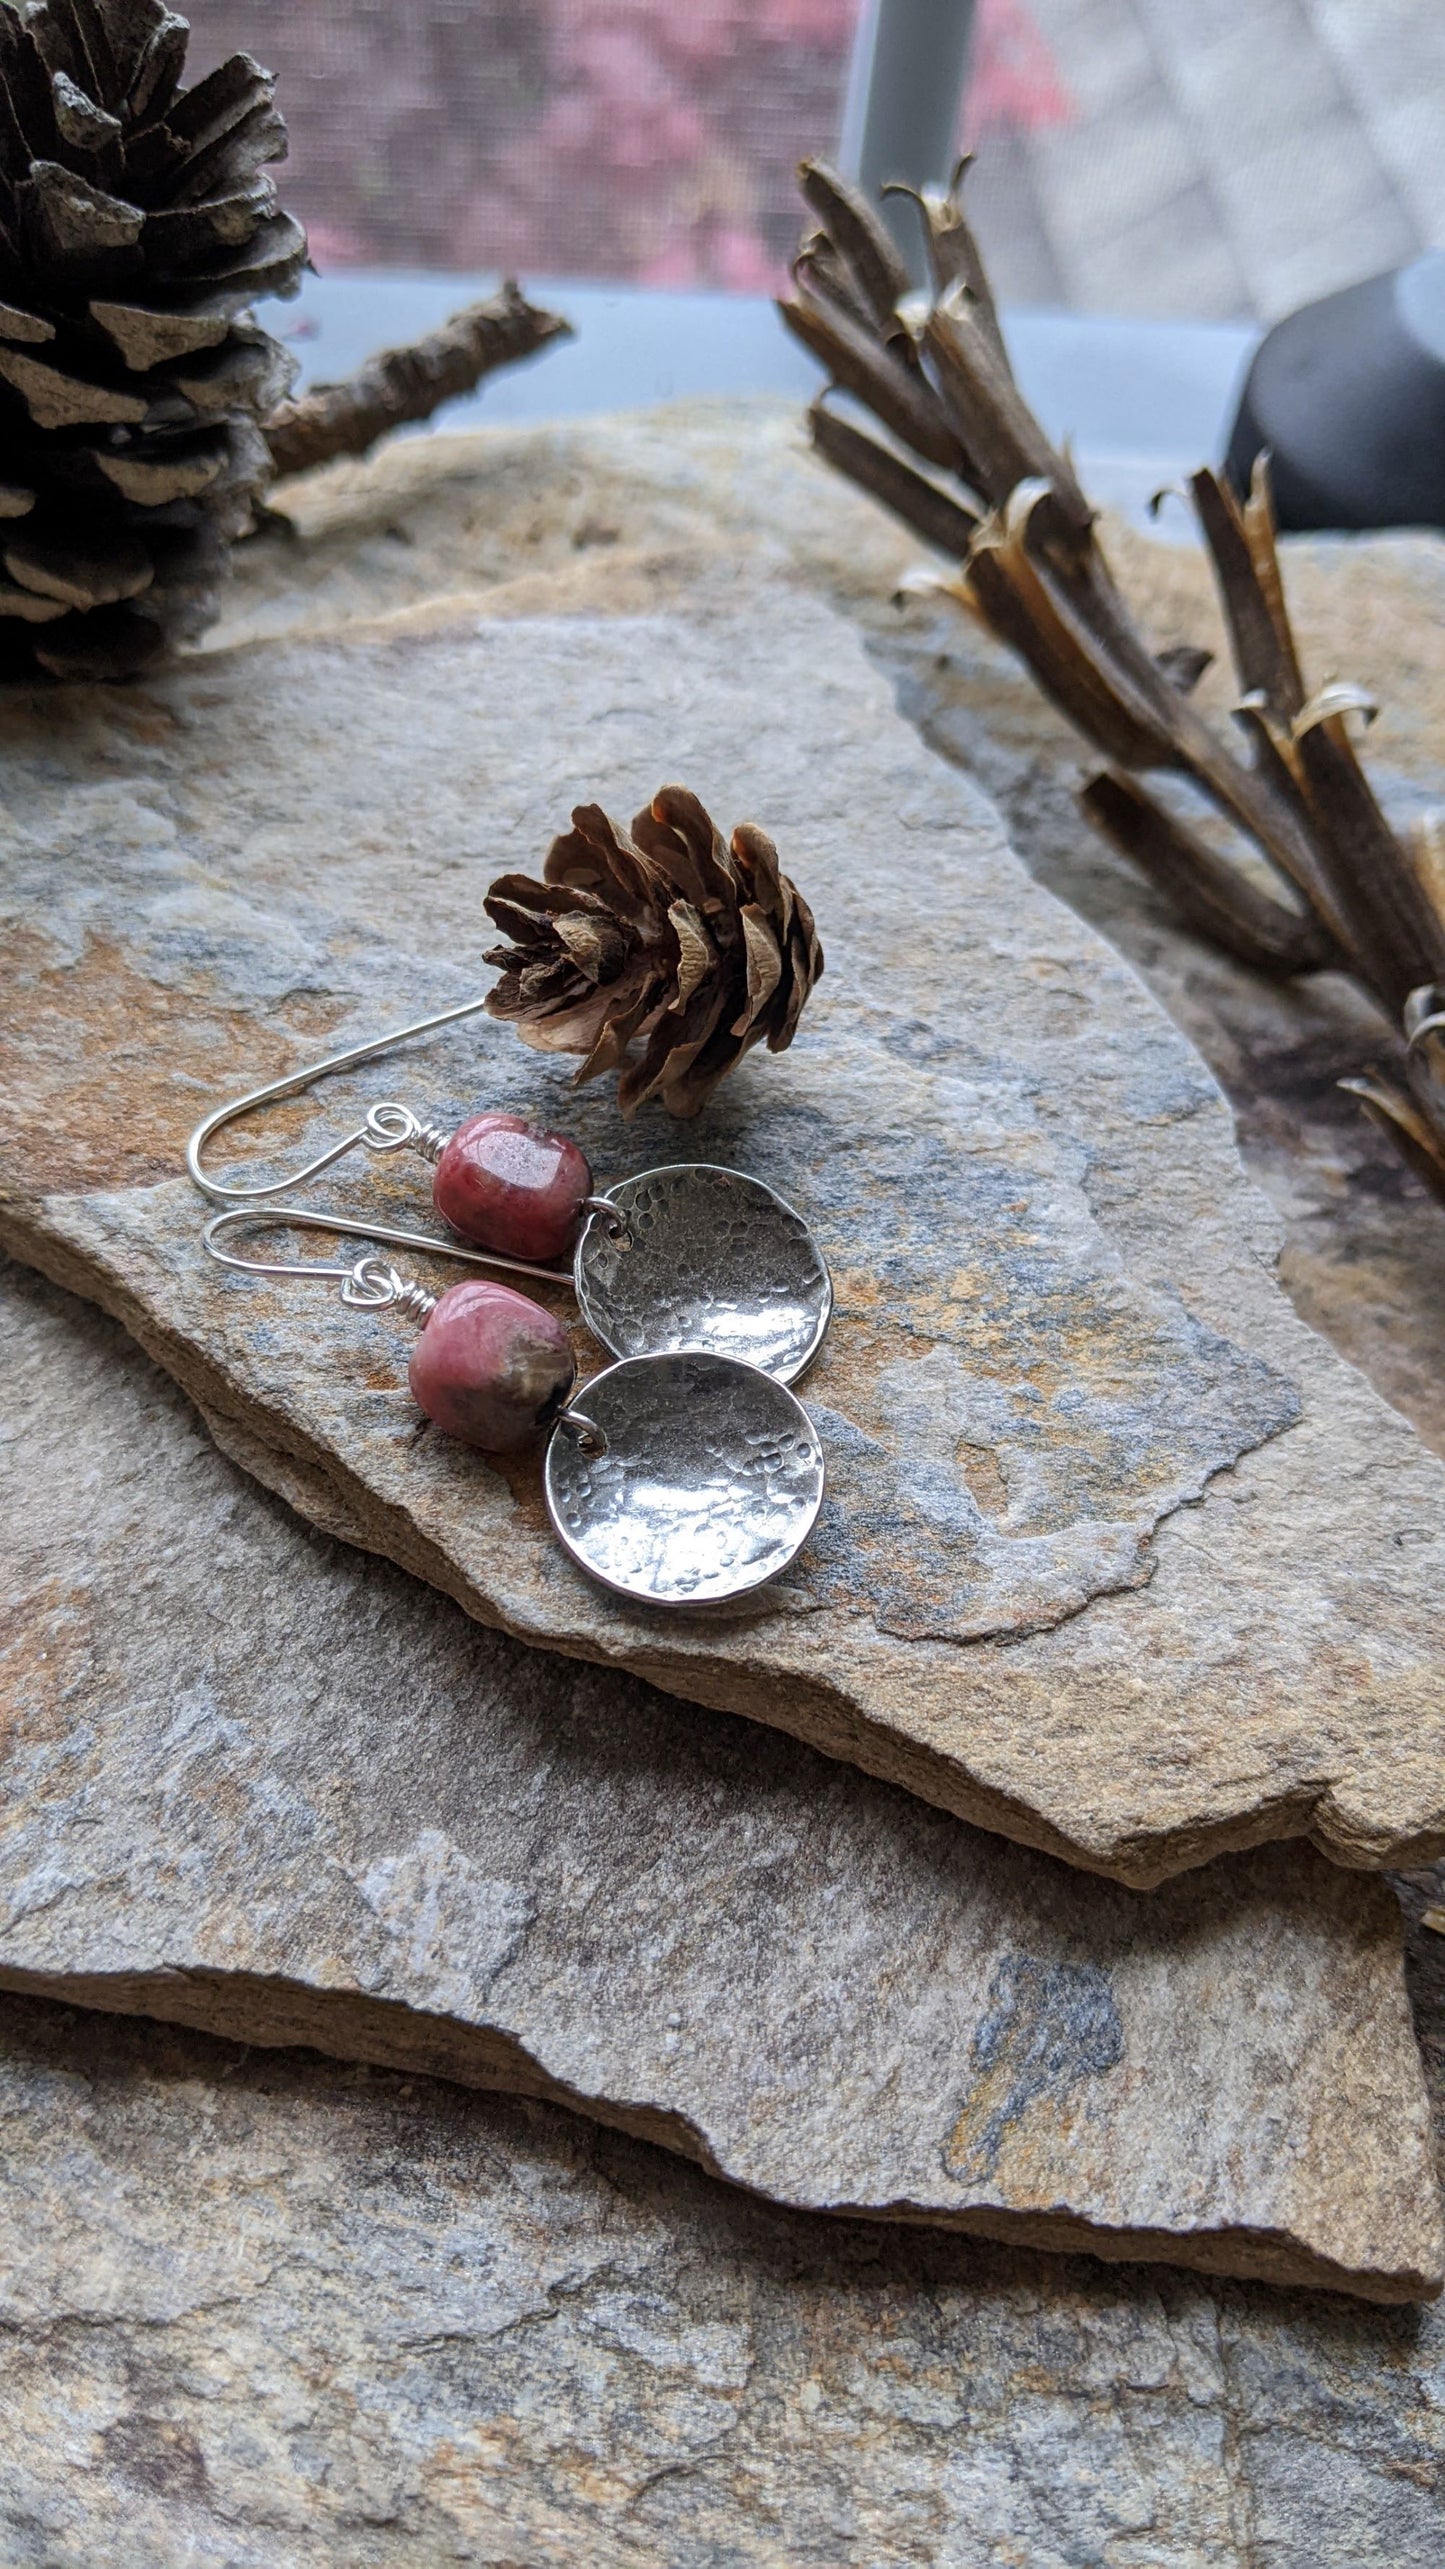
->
[189,0,1072,288]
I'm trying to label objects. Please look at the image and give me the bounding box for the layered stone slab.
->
[3,1939,1444,2567]
[0,1257,1440,2301]
[3,595,1445,1883]
[7,408,1445,2562]
[218,401,1445,1461]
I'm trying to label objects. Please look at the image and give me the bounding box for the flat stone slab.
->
[7,410,1445,2568]
[1,1943,1443,2569]
[4,597,1445,1885]
[222,400,1445,1465]
[1,1256,1440,2302]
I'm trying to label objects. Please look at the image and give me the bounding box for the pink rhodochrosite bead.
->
[408,1281,575,1452]
[432,1112,592,1264]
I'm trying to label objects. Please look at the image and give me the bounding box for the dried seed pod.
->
[0,0,306,680]
[779,153,1445,1219]
[484,786,824,1119]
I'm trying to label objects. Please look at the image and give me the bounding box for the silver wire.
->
[552,1404,607,1455]
[201,1218,429,1322]
[186,992,497,1204]
[350,1259,439,1325]
[202,1203,574,1289]
[203,1210,606,1442]
[581,1193,632,1247]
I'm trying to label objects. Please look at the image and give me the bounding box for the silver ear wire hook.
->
[202,1203,575,1290]
[202,1206,609,1450]
[186,992,499,1205]
[202,1211,434,1319]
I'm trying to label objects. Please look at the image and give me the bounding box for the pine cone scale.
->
[27,159,144,263]
[95,430,225,500]
[0,0,305,682]
[169,334,289,414]
[552,907,633,980]
[666,899,715,1010]
[127,21,186,130]
[53,69,118,152]
[5,517,150,601]
[484,788,823,1119]
[0,338,145,423]
[164,52,270,157]
[735,905,784,1032]
[0,296,52,339]
[144,180,278,262]
[89,296,227,363]
[63,0,123,93]
[0,575,65,619]
[617,975,733,1118]
[0,23,53,152]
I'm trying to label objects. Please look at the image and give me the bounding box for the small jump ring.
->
[555,1403,609,1456]
[583,1194,633,1249]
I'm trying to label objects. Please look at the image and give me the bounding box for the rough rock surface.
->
[5,1258,1437,2300]
[1,1959,1443,2569]
[5,597,1445,1884]
[218,400,1445,1456]
[4,406,1445,2561]
[877,552,1445,1458]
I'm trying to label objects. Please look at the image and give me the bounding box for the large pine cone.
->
[484,786,824,1119]
[0,0,306,681]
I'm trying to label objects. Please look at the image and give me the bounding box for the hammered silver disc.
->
[544,1352,826,1607]
[574,1165,832,1385]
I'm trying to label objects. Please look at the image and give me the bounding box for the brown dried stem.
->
[263,283,572,480]
[778,156,1445,1210]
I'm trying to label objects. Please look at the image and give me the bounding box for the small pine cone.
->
[0,0,306,682]
[484,786,824,1119]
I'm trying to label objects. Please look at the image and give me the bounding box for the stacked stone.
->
[2,411,1443,2555]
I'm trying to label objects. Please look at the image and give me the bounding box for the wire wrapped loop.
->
[342,1256,438,1324]
[364,1102,452,1164]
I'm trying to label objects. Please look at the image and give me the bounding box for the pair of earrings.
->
[188,994,832,1606]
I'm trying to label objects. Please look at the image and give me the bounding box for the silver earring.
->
[203,1208,826,1608]
[185,1000,833,1384]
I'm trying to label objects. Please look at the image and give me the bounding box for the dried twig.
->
[264,284,572,480]
[779,157,1445,1209]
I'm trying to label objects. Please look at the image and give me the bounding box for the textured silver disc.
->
[574,1164,832,1385]
[545,1352,826,1607]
